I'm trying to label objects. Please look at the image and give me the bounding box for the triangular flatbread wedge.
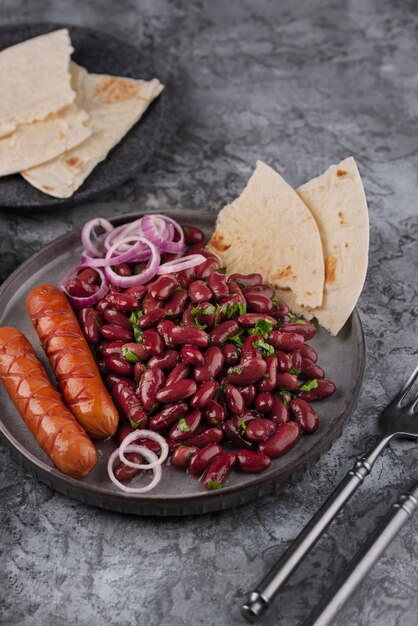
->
[21,63,164,198]
[0,29,75,137]
[207,161,325,308]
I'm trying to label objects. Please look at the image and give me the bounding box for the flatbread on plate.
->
[0,29,75,137]
[207,160,325,308]
[21,63,164,198]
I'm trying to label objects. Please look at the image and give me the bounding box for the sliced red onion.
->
[81,218,114,257]
[108,444,162,494]
[140,214,185,254]
[119,430,168,469]
[80,237,151,268]
[59,265,109,309]
[157,254,206,275]
[104,236,161,287]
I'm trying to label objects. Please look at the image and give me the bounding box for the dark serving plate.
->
[0,210,365,515]
[0,23,165,210]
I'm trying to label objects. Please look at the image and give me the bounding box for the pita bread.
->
[276,157,369,335]
[21,63,164,198]
[0,104,91,176]
[0,29,75,137]
[207,161,325,308]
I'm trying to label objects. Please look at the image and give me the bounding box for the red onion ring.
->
[59,265,109,309]
[119,430,169,469]
[140,214,185,254]
[104,236,161,287]
[157,254,206,275]
[108,444,162,494]
[81,218,113,257]
[80,236,151,268]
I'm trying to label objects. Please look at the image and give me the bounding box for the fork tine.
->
[389,363,418,407]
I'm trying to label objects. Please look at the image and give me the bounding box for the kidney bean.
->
[143,293,163,313]
[201,452,236,490]
[187,241,207,254]
[223,415,253,449]
[142,329,164,356]
[300,357,324,380]
[171,445,199,469]
[108,284,122,293]
[112,382,148,427]
[170,325,209,348]
[166,362,190,386]
[105,356,133,376]
[115,263,132,276]
[257,356,278,392]
[164,289,188,317]
[240,335,263,362]
[78,307,92,326]
[238,313,277,327]
[202,400,226,427]
[235,450,272,472]
[226,281,247,306]
[106,374,136,391]
[246,417,276,442]
[149,275,179,300]
[291,350,302,371]
[97,341,125,358]
[138,439,162,454]
[298,379,336,401]
[219,343,237,366]
[137,367,165,411]
[227,357,267,385]
[121,342,149,361]
[254,392,274,414]
[149,402,188,432]
[157,319,177,348]
[182,305,195,326]
[196,257,221,280]
[137,309,166,329]
[189,443,223,477]
[270,302,290,320]
[246,293,273,314]
[207,271,228,300]
[103,308,131,330]
[275,373,299,392]
[210,320,239,346]
[100,324,134,342]
[191,380,219,409]
[76,267,99,285]
[268,395,290,425]
[148,349,180,370]
[83,310,102,344]
[170,409,201,442]
[226,384,245,415]
[66,278,98,298]
[133,362,146,381]
[114,453,143,482]
[191,302,216,329]
[156,379,197,403]
[181,344,205,366]
[290,398,319,433]
[183,224,205,244]
[124,285,147,300]
[280,322,317,340]
[105,292,139,312]
[188,280,213,303]
[240,384,257,407]
[116,421,136,446]
[229,273,262,288]
[194,346,224,382]
[95,299,111,314]
[276,350,293,373]
[268,330,305,351]
[300,344,318,363]
[258,421,301,458]
[186,426,223,447]
[175,266,196,288]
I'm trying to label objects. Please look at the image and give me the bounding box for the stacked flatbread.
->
[0,29,163,197]
[207,157,369,335]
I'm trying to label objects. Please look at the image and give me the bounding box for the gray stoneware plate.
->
[0,23,164,210]
[0,210,365,516]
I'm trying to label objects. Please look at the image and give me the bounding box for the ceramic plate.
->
[0,210,365,515]
[0,23,164,210]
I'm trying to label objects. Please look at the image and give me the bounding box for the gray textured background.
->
[0,1,418,625]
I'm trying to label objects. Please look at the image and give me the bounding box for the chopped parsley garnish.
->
[178,417,191,433]
[299,379,318,392]
[174,285,183,292]
[254,338,275,358]
[187,451,196,461]
[222,301,247,320]
[127,417,140,429]
[248,318,275,339]
[289,368,301,375]
[201,304,216,315]
[121,347,140,363]
[227,328,245,348]
[236,415,247,434]
[227,366,244,376]
[279,390,292,405]
[272,299,279,307]
[182,226,190,235]
[129,309,144,343]
[214,304,221,326]
[287,312,306,323]
[219,266,227,274]
[165,310,175,316]
[190,304,209,329]
[207,481,223,490]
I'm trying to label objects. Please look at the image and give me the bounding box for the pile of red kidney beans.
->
[69,225,336,491]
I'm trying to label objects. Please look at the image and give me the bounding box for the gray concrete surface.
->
[0,1,417,625]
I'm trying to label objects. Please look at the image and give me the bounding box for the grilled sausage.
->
[0,327,97,478]
[26,285,118,439]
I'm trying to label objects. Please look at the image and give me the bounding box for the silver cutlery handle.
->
[241,436,391,623]
[304,481,418,626]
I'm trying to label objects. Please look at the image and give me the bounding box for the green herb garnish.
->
[227,366,243,376]
[287,312,306,323]
[214,304,221,326]
[207,481,223,490]
[182,226,190,235]
[289,368,301,375]
[178,417,191,433]
[121,347,140,363]
[165,310,175,317]
[129,309,144,343]
[174,285,183,292]
[227,328,245,348]
[248,318,275,339]
[279,391,292,406]
[222,301,246,320]
[236,415,247,434]
[299,379,318,392]
[219,266,227,275]
[127,417,139,429]
[253,338,275,358]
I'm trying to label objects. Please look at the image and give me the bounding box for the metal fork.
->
[241,363,418,622]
